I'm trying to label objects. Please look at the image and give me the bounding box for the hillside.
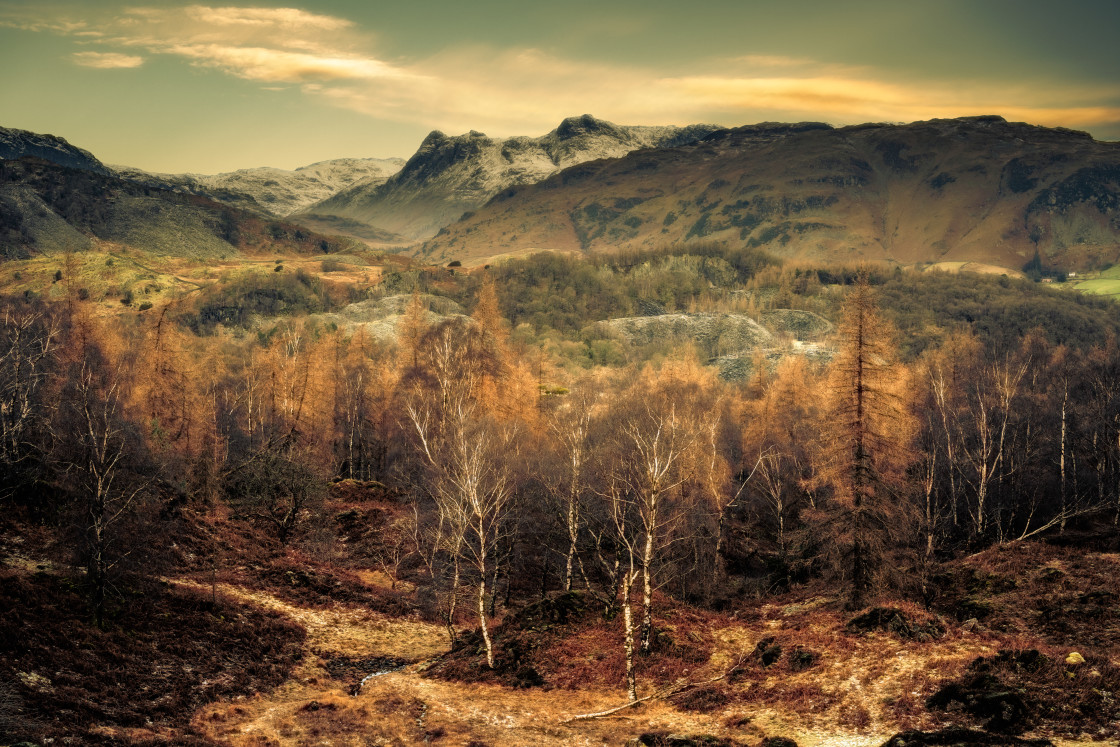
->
[0,157,354,260]
[419,116,1120,269]
[114,158,405,219]
[295,114,721,243]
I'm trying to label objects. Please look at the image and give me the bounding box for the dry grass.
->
[172,579,447,661]
[175,540,1120,746]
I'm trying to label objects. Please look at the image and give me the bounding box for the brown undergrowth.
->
[930,539,1120,657]
[0,569,304,745]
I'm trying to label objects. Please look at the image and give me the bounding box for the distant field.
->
[1075,278,1120,296]
[923,261,1023,277]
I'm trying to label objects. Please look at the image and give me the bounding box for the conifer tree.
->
[819,274,914,609]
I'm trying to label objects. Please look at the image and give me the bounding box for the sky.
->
[2,0,1118,173]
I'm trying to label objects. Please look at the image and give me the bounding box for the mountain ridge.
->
[419,115,1120,270]
[112,157,405,219]
[0,126,110,175]
[295,114,723,243]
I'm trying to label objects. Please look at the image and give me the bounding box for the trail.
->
[180,581,1114,746]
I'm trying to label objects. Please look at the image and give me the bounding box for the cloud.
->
[732,55,816,69]
[7,4,1119,139]
[165,44,413,82]
[187,5,353,31]
[72,51,144,69]
[661,74,1120,130]
[311,45,1120,139]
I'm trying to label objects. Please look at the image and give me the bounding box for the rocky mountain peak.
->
[554,114,628,141]
[0,126,109,175]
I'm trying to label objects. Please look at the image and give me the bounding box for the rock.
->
[787,647,819,671]
[751,636,782,667]
[961,618,980,632]
[1065,651,1085,665]
[927,677,1032,734]
[879,727,1054,746]
[760,738,799,747]
[846,607,946,641]
[635,732,745,747]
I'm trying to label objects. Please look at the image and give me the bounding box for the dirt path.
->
[180,581,891,746]
[182,582,1112,746]
[173,579,446,660]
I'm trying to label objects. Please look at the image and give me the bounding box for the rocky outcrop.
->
[0,126,109,175]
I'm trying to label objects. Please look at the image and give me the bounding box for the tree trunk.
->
[621,571,637,702]
[478,574,494,669]
[1059,383,1068,533]
[565,494,578,592]
[639,521,655,653]
[444,555,460,647]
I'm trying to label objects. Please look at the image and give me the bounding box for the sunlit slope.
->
[420,117,1120,269]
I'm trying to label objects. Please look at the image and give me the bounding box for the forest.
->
[2,245,1120,745]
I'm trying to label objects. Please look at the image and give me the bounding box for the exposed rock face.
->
[0,126,109,175]
[113,158,404,218]
[421,116,1120,270]
[602,312,773,353]
[598,310,834,381]
[307,294,465,339]
[297,115,721,242]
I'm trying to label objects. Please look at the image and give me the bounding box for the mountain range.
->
[0,155,350,261]
[113,158,404,219]
[2,116,1119,272]
[420,117,1120,270]
[293,115,721,243]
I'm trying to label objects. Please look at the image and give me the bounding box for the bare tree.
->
[958,356,1028,540]
[58,339,148,628]
[544,382,598,592]
[610,359,725,653]
[403,317,513,665]
[0,298,59,499]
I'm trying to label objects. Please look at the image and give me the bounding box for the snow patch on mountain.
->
[113,158,405,218]
[298,115,722,241]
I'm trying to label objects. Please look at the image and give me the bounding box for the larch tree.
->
[818,275,914,609]
[740,355,824,577]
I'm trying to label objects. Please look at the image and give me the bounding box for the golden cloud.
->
[72,51,144,69]
[167,44,411,82]
[663,75,1120,130]
[186,6,353,30]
